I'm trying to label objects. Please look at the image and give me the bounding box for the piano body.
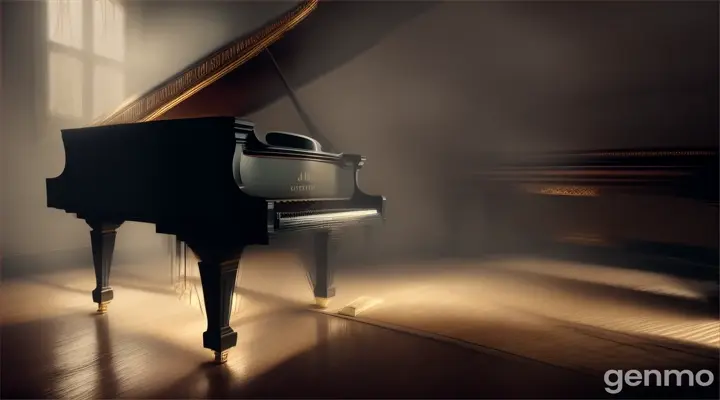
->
[45,0,385,363]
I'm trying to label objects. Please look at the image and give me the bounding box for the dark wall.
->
[244,1,718,255]
[281,0,717,156]
[127,0,304,95]
[1,2,53,258]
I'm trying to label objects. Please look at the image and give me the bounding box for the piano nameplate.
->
[290,183,315,192]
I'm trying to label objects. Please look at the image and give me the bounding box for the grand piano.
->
[45,0,385,363]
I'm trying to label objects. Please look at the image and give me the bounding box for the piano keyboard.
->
[276,209,380,232]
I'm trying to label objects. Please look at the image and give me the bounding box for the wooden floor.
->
[1,251,718,398]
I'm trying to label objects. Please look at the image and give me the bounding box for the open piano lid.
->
[91,0,437,129]
[92,0,318,127]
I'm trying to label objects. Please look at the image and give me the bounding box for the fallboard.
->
[234,150,356,200]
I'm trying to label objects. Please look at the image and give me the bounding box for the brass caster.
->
[314,297,330,309]
[213,351,229,364]
[97,302,109,314]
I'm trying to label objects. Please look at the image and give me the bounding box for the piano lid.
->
[91,0,437,128]
[91,0,318,126]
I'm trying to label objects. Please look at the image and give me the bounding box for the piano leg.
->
[86,220,123,314]
[187,242,244,364]
[313,230,337,309]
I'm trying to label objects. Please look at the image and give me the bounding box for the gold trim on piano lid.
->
[524,185,600,197]
[91,0,319,126]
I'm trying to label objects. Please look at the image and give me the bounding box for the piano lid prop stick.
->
[265,47,337,154]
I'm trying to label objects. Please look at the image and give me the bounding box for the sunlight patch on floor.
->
[491,257,711,300]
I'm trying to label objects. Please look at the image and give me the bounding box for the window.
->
[46,0,126,121]
[92,64,124,118]
[47,0,83,49]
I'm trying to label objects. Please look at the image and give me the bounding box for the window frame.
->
[42,0,127,128]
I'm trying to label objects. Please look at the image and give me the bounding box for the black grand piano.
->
[45,0,385,363]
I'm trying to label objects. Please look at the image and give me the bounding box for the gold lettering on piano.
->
[290,171,315,192]
[290,184,315,192]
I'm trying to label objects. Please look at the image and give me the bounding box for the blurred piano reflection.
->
[485,148,718,206]
[472,148,719,304]
[45,0,386,364]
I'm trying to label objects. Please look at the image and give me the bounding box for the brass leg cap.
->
[314,297,330,309]
[97,302,109,314]
[213,351,229,364]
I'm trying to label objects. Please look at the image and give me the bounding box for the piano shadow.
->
[3,276,718,398]
[532,242,719,282]
[525,243,719,313]
[146,310,719,399]
[0,311,204,399]
[481,264,719,319]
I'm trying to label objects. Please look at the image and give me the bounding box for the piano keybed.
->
[274,207,381,232]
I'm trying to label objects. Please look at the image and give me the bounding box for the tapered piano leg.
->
[86,220,123,314]
[313,230,337,309]
[193,249,243,364]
